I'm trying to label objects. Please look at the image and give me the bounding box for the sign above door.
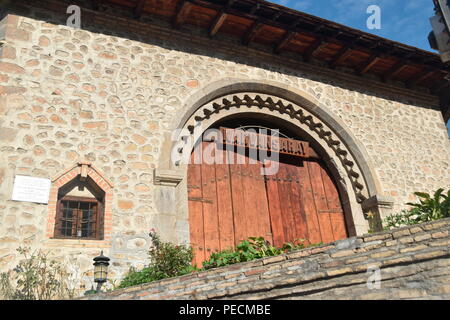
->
[218,127,310,158]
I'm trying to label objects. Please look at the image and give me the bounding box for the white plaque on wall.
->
[11,175,51,204]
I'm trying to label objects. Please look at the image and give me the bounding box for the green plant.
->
[201,237,307,270]
[118,230,196,288]
[0,247,76,300]
[147,230,196,278]
[383,208,422,229]
[117,233,318,288]
[406,189,449,221]
[117,266,160,289]
[383,189,450,230]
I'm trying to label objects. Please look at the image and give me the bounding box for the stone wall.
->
[84,218,450,300]
[0,0,449,293]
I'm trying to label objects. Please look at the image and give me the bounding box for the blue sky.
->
[272,0,450,136]
[272,0,435,51]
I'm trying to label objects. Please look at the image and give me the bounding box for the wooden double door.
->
[187,134,348,267]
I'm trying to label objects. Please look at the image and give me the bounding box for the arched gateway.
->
[187,122,350,266]
[157,81,387,266]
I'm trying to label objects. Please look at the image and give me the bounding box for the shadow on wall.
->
[447,119,450,138]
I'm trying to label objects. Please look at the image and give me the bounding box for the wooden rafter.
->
[85,0,448,92]
[407,68,436,87]
[173,0,193,29]
[274,31,297,53]
[188,0,344,48]
[383,60,409,81]
[209,11,228,37]
[242,21,262,45]
[274,17,302,54]
[133,0,146,19]
[329,45,354,69]
[303,38,327,62]
[357,53,381,75]
[172,0,444,68]
[329,36,362,69]
[209,0,235,37]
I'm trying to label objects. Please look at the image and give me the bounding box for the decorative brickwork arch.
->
[46,162,114,246]
[172,79,382,200]
[178,93,368,200]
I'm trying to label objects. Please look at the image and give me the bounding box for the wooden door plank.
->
[200,141,221,261]
[215,146,235,251]
[320,164,348,240]
[228,148,248,246]
[263,159,285,247]
[297,161,322,245]
[275,162,298,244]
[187,152,205,267]
[308,161,335,244]
[252,156,273,244]
[239,150,272,243]
[240,154,260,240]
[285,158,309,243]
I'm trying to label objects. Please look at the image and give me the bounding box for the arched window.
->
[46,162,113,242]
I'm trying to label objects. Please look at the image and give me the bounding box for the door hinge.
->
[319,209,343,214]
[188,197,213,204]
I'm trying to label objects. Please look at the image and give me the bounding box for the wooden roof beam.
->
[274,18,302,54]
[303,38,327,63]
[357,53,381,75]
[382,60,409,81]
[187,0,444,69]
[209,11,228,37]
[242,21,262,45]
[329,45,354,69]
[241,2,263,45]
[274,31,297,54]
[188,0,336,44]
[133,0,146,19]
[407,68,436,87]
[208,0,235,37]
[173,0,193,29]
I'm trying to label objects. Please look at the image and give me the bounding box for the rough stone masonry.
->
[0,0,449,294]
[83,218,450,300]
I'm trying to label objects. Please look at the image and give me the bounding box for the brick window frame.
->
[46,162,113,247]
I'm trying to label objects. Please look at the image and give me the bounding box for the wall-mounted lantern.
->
[93,251,110,292]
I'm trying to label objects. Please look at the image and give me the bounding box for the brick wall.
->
[84,218,450,300]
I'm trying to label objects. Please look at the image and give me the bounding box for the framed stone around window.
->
[46,162,113,247]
